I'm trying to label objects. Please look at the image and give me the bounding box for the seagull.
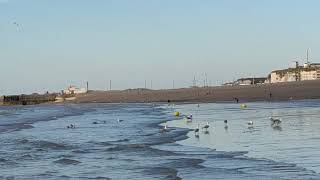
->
[224,120,228,129]
[160,124,169,133]
[202,122,210,132]
[117,118,123,123]
[248,121,253,126]
[185,115,193,122]
[194,124,200,136]
[270,117,282,126]
[186,115,193,120]
[67,124,75,129]
[13,22,21,31]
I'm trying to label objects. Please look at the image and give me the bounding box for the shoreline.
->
[74,80,320,104]
[2,79,320,106]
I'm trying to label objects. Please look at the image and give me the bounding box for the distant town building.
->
[268,63,320,83]
[63,85,87,95]
[224,77,267,86]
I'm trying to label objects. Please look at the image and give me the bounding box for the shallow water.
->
[0,102,319,179]
[168,100,320,176]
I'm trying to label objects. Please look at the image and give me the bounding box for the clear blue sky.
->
[1,0,320,94]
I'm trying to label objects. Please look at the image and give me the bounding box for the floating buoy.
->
[174,111,180,116]
[240,104,247,109]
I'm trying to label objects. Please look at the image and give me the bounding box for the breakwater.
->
[1,94,57,105]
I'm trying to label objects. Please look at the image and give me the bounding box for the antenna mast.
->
[307,48,309,64]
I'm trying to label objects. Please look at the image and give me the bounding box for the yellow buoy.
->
[240,104,247,109]
[174,111,180,116]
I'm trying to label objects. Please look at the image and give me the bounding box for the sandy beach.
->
[74,80,320,103]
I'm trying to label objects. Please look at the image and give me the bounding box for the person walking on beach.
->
[234,97,239,103]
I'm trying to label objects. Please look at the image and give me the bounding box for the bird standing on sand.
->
[67,124,76,129]
[270,117,282,126]
[160,124,169,133]
[194,124,200,136]
[224,120,228,129]
[202,122,210,132]
[185,115,193,122]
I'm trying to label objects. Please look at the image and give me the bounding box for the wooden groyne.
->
[1,94,57,105]
[0,96,3,105]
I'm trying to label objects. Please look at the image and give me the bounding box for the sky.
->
[1,0,320,94]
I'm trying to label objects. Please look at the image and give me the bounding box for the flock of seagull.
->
[69,118,124,129]
[160,110,283,138]
[69,104,283,136]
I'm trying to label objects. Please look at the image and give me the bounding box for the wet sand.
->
[75,80,320,103]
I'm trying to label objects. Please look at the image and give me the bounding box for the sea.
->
[0,101,320,179]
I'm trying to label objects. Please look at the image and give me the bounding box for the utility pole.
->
[150,80,153,89]
[86,81,89,92]
[145,80,147,89]
[172,80,175,89]
[205,73,208,87]
[193,75,196,87]
[109,80,112,91]
[294,61,300,81]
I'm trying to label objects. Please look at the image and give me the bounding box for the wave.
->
[105,143,178,157]
[0,104,97,133]
[106,144,148,152]
[19,139,73,150]
[72,149,91,154]
[54,158,81,165]
[143,167,181,180]
[0,158,8,162]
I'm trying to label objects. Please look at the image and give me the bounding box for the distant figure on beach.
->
[269,93,272,99]
[234,98,239,103]
[167,100,171,103]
